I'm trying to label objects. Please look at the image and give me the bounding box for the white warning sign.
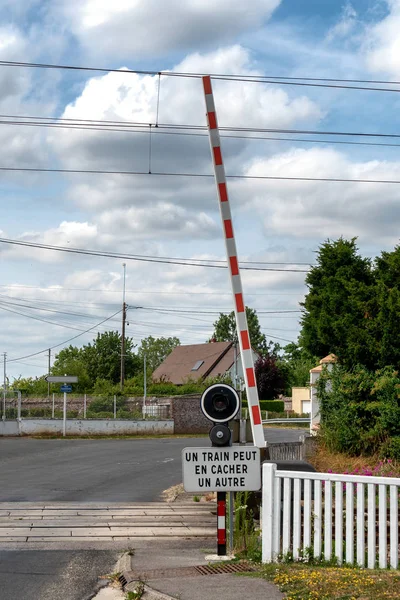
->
[182,447,261,492]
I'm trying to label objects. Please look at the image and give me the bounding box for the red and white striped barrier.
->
[217,492,226,555]
[202,75,265,449]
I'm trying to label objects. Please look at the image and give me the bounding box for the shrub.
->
[116,409,134,420]
[318,365,400,456]
[86,410,114,419]
[241,400,285,412]
[380,437,400,460]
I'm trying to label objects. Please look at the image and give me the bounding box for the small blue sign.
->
[60,385,72,393]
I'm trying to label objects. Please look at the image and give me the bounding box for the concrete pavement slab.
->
[141,573,284,600]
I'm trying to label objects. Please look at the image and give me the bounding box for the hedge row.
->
[241,400,284,412]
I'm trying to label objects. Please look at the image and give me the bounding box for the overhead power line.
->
[1,59,400,93]
[7,309,122,363]
[0,166,398,186]
[1,114,400,149]
[0,238,310,273]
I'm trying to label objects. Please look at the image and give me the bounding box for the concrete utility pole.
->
[120,263,127,390]
[2,352,7,421]
[47,348,51,401]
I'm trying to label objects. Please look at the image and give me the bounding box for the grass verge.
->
[257,563,400,599]
[308,438,400,478]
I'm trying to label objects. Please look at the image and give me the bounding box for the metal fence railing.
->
[1,392,171,421]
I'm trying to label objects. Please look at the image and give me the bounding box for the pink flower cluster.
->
[327,458,396,478]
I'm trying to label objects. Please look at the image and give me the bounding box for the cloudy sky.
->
[1,0,400,380]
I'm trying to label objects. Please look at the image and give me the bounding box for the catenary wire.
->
[2,59,400,93]
[2,115,400,149]
[0,166,398,186]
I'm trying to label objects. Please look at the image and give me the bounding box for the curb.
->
[125,580,175,600]
[115,551,134,574]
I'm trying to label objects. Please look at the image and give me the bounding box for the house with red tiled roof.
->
[152,341,259,385]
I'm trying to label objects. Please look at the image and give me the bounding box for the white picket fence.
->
[262,463,400,569]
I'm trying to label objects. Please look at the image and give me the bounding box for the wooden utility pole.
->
[120,263,127,390]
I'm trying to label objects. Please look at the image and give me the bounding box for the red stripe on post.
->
[218,529,226,544]
[229,256,239,276]
[217,501,225,516]
[224,219,233,239]
[240,330,250,350]
[213,146,223,165]
[203,76,212,95]
[208,112,217,129]
[235,293,244,313]
[218,183,228,202]
[246,367,256,387]
[251,405,262,426]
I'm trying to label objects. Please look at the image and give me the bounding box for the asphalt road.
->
[0,549,118,600]
[0,429,307,502]
[0,431,308,599]
[0,437,206,502]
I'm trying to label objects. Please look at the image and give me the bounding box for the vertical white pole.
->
[346,482,355,565]
[114,395,117,419]
[378,484,387,569]
[262,463,276,563]
[293,478,301,560]
[143,354,147,416]
[228,491,234,553]
[63,392,67,437]
[84,393,87,419]
[52,393,55,419]
[335,481,343,565]
[2,352,6,421]
[367,483,376,569]
[390,485,399,569]
[356,483,365,567]
[17,391,21,421]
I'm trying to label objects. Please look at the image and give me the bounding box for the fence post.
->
[52,393,55,419]
[17,391,21,421]
[63,392,67,437]
[84,394,87,419]
[113,395,116,419]
[262,462,276,563]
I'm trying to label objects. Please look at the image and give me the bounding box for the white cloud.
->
[326,2,358,42]
[50,45,322,224]
[243,146,400,243]
[364,0,400,76]
[97,204,219,239]
[58,0,281,58]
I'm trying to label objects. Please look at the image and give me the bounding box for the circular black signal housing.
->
[200,383,240,424]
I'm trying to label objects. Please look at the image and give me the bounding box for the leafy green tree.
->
[52,331,140,388]
[51,345,92,391]
[300,238,376,369]
[81,331,139,384]
[375,245,400,368]
[211,307,277,356]
[11,376,48,395]
[282,342,318,390]
[137,336,180,372]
